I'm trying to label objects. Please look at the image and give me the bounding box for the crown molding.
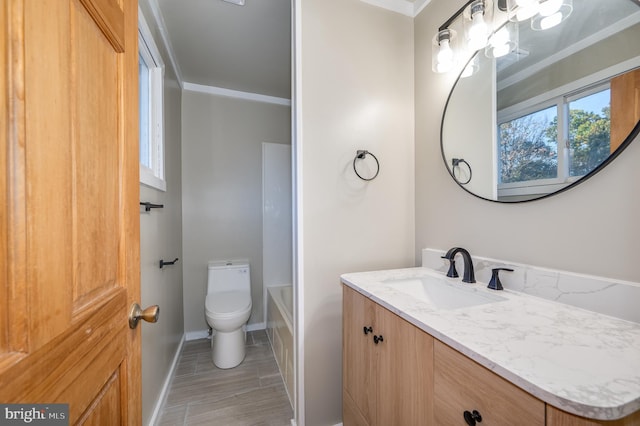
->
[146,0,184,87]
[183,82,292,106]
[360,0,432,17]
[413,0,431,16]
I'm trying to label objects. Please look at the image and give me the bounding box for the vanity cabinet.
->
[434,340,545,425]
[546,406,640,426]
[342,285,434,426]
[343,284,640,426]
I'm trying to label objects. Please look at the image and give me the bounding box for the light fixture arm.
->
[438,0,508,32]
[438,0,475,31]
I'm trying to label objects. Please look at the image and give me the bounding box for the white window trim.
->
[139,7,166,192]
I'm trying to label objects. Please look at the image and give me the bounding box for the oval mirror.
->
[441,0,640,202]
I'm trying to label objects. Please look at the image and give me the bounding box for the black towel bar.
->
[140,202,164,212]
[159,258,179,269]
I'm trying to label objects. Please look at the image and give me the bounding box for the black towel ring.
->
[452,158,472,185]
[353,150,380,181]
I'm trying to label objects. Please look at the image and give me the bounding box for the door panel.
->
[342,286,377,426]
[1,0,140,423]
[72,0,120,306]
[376,305,433,426]
[80,369,123,426]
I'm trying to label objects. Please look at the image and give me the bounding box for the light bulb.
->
[539,0,562,16]
[539,11,562,29]
[468,11,489,51]
[437,39,454,64]
[437,39,454,72]
[487,29,511,58]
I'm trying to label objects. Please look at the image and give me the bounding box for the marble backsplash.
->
[422,248,640,324]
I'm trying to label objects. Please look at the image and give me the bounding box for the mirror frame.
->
[440,55,640,203]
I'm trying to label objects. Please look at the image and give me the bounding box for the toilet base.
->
[211,327,247,369]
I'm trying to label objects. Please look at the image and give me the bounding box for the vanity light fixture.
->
[432,29,457,73]
[508,0,540,21]
[531,0,572,30]
[485,21,518,58]
[432,0,573,76]
[465,0,491,52]
[432,0,503,75]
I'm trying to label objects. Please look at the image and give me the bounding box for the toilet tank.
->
[207,261,251,294]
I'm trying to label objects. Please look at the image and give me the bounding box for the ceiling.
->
[155,0,292,99]
[497,0,640,80]
[151,0,431,100]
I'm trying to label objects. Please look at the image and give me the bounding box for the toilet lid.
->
[205,291,251,315]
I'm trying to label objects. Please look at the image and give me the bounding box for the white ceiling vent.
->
[222,0,245,5]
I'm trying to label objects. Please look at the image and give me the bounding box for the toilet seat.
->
[205,291,251,319]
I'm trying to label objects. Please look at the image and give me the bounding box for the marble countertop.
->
[341,267,640,421]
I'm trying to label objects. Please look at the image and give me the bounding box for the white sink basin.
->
[383,275,506,311]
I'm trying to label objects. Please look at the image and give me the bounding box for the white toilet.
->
[205,261,252,369]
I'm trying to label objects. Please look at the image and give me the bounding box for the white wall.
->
[181,91,291,334]
[415,1,640,282]
[263,143,293,291]
[297,0,415,424]
[138,2,185,425]
[442,55,496,199]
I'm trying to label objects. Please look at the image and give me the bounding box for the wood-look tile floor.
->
[158,331,293,426]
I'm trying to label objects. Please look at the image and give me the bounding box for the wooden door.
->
[375,305,433,426]
[1,0,140,424]
[342,286,377,426]
[610,68,640,152]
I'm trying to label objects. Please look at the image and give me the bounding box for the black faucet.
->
[441,247,476,283]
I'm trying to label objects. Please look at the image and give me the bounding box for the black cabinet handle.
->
[373,335,384,344]
[363,326,373,335]
[463,410,482,426]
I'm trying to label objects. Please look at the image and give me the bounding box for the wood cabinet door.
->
[343,286,377,426]
[375,305,434,426]
[1,0,140,423]
[547,405,640,426]
[434,340,545,426]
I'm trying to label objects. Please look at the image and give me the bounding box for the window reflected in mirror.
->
[440,0,640,203]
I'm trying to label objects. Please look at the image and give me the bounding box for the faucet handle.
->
[487,268,513,291]
[441,255,459,278]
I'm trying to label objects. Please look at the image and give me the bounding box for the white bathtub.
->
[267,285,293,408]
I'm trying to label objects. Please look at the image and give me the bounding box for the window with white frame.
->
[497,82,611,198]
[138,9,165,191]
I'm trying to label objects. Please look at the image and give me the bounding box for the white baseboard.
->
[185,330,209,341]
[148,334,185,426]
[247,321,266,332]
[185,322,267,342]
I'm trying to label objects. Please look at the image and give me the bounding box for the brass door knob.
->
[129,303,159,329]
